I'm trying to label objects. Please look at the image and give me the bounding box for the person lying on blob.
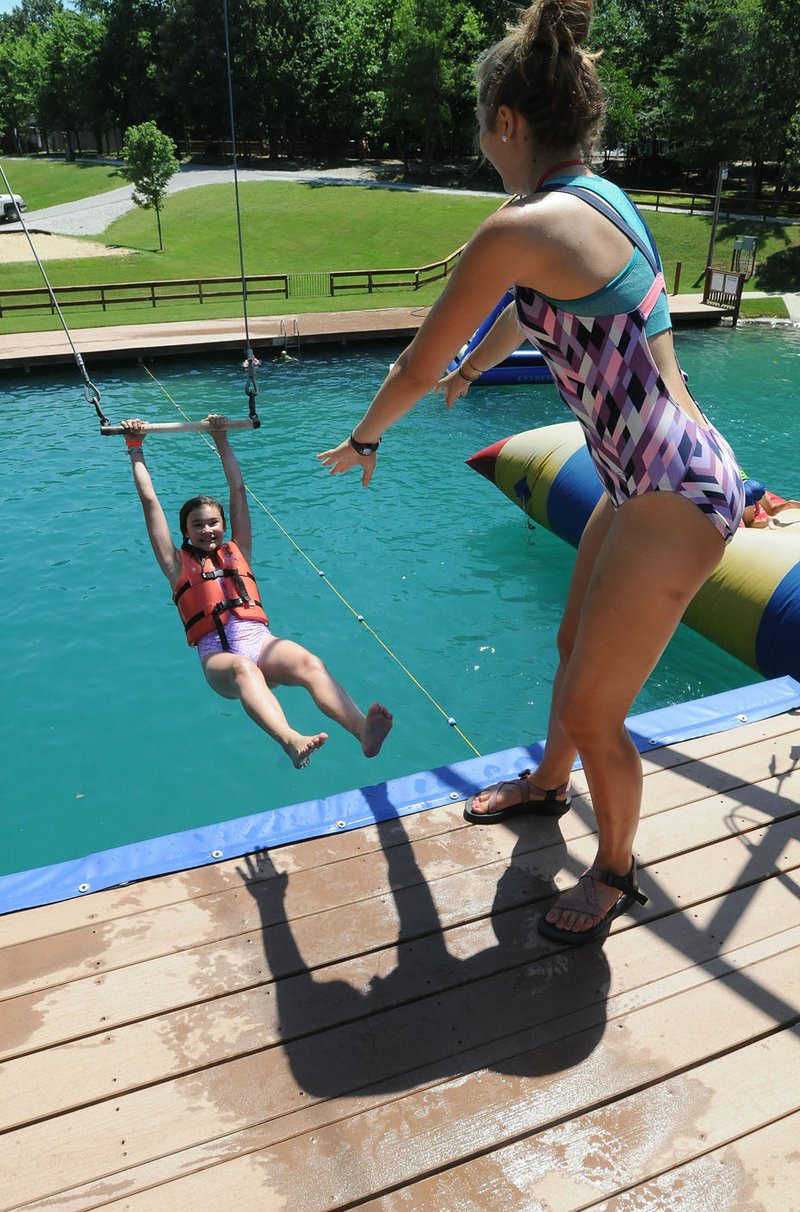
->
[740,475,800,528]
[122,414,392,768]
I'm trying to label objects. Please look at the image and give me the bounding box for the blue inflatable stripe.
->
[1,677,798,914]
[546,446,602,548]
[756,564,800,680]
[448,290,551,385]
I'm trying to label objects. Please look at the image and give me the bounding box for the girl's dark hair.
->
[179,495,226,538]
[476,0,605,154]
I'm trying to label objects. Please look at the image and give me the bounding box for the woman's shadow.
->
[237,794,610,1100]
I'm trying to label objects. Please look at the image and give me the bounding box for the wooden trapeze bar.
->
[100,419,259,436]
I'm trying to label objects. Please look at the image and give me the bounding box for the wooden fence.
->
[0,245,466,318]
[0,274,290,318]
[627,188,800,221]
[329,247,464,295]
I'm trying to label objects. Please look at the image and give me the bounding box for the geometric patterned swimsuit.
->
[515,179,745,543]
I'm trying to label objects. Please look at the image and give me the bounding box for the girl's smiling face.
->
[184,503,225,552]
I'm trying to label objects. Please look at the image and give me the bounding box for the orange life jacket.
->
[173,540,268,648]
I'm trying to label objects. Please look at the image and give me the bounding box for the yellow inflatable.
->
[468,421,800,680]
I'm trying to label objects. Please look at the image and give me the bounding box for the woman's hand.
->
[317,439,377,487]
[434,366,474,409]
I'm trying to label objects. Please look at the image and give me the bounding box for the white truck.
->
[0,192,27,222]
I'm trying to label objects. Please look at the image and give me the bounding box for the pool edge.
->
[2,676,798,915]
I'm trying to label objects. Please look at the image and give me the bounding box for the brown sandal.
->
[537,860,648,945]
[463,769,572,824]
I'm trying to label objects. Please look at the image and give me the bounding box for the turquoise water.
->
[2,324,799,877]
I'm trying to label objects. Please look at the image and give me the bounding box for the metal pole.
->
[706,164,728,269]
[101,419,258,435]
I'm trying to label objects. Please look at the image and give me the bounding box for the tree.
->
[120,120,179,250]
[38,6,103,157]
[386,0,464,176]
[0,26,42,153]
[94,0,165,139]
[786,102,800,187]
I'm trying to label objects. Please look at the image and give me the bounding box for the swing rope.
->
[140,362,482,757]
[0,160,108,426]
[222,0,260,427]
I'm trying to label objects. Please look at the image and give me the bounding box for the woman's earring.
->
[501,134,508,143]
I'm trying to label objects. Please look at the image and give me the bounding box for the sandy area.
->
[0,231,134,263]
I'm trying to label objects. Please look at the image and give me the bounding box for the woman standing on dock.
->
[318,0,744,943]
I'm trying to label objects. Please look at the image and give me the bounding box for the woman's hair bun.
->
[520,0,593,51]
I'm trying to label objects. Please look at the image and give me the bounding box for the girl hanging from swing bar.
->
[121,414,393,768]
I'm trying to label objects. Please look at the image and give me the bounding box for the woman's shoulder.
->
[477,193,560,247]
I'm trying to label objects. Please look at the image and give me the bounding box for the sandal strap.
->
[552,870,606,919]
[486,773,528,813]
[520,770,572,802]
[482,770,571,814]
[585,862,648,906]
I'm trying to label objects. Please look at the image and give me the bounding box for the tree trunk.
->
[155,201,163,251]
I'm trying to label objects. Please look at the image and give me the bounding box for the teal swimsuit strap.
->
[542,182,662,276]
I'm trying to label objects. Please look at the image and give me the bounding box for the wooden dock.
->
[0,295,731,373]
[2,706,799,1210]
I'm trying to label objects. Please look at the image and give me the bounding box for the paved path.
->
[3,160,502,238]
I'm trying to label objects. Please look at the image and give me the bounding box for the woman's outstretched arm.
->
[317,207,532,486]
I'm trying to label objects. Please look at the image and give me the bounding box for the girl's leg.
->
[546,491,726,933]
[202,653,328,769]
[258,637,392,758]
[468,495,616,817]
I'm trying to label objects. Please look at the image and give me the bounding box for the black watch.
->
[349,432,381,457]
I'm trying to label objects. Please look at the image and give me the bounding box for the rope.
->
[0,160,108,426]
[140,362,481,756]
[221,0,260,428]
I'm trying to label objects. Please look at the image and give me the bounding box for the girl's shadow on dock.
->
[237,801,610,1101]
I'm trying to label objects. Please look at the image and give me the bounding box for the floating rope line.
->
[140,362,481,757]
[0,160,107,426]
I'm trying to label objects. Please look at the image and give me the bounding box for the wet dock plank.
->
[1,707,798,1210]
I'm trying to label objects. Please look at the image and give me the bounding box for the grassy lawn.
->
[0,156,124,209]
[737,296,789,319]
[1,178,798,334]
[0,182,498,332]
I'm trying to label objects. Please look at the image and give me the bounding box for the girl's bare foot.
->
[285,731,328,768]
[361,703,393,757]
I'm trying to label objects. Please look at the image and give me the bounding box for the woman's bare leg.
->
[468,495,616,816]
[203,653,327,768]
[546,491,726,933]
[259,637,392,757]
